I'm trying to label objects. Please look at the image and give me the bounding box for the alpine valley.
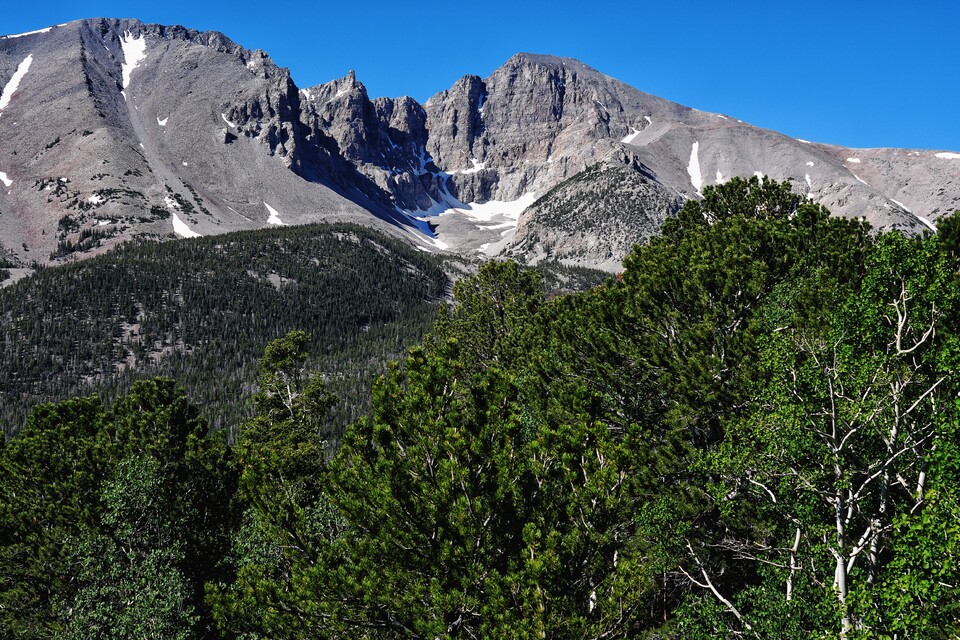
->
[5,17,960,640]
[1,18,958,275]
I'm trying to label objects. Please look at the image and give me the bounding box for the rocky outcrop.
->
[298,73,438,209]
[504,152,681,271]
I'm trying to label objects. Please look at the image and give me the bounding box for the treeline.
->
[2,177,959,637]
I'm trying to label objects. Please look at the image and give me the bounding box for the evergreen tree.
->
[0,379,236,639]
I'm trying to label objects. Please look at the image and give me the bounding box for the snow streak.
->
[687,142,702,196]
[0,54,34,114]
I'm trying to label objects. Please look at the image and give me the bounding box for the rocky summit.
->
[1,19,958,272]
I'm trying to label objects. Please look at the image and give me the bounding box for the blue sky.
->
[3,0,959,151]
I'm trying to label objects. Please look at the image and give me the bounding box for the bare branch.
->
[683,541,757,636]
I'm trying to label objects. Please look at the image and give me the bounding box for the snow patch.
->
[797,139,812,144]
[0,172,11,187]
[397,188,537,250]
[157,116,168,126]
[171,212,201,238]
[715,170,724,184]
[1,27,52,39]
[0,54,34,114]
[890,199,935,231]
[413,147,436,176]
[687,142,702,196]
[221,113,237,128]
[87,193,104,205]
[852,173,869,186]
[717,115,727,120]
[621,128,641,144]
[806,161,815,167]
[120,32,147,97]
[264,202,286,226]
[181,161,188,167]
[846,157,861,164]
[935,152,960,159]
[754,171,764,182]
[461,158,486,174]
[644,116,652,124]
[804,174,812,190]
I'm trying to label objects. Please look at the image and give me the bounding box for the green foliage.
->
[206,192,960,638]
[670,207,960,635]
[667,174,804,230]
[4,177,960,638]
[0,379,236,639]
[0,223,449,435]
[208,332,340,639]
[56,457,199,640]
[0,397,109,639]
[270,261,674,638]
[867,412,960,637]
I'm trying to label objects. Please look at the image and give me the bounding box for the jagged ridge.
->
[0,21,957,273]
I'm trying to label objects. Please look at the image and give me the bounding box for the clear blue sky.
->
[3,0,959,151]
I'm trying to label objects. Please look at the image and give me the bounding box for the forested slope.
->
[0,223,450,435]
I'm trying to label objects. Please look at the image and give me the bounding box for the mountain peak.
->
[500,53,601,75]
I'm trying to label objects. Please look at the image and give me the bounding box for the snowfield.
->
[171,212,201,238]
[621,128,641,144]
[0,27,52,39]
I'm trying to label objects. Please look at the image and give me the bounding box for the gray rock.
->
[0,19,391,266]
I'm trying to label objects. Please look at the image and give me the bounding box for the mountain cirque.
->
[0,18,958,272]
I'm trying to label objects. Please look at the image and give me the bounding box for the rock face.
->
[0,24,958,272]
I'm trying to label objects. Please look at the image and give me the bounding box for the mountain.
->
[1,19,958,272]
